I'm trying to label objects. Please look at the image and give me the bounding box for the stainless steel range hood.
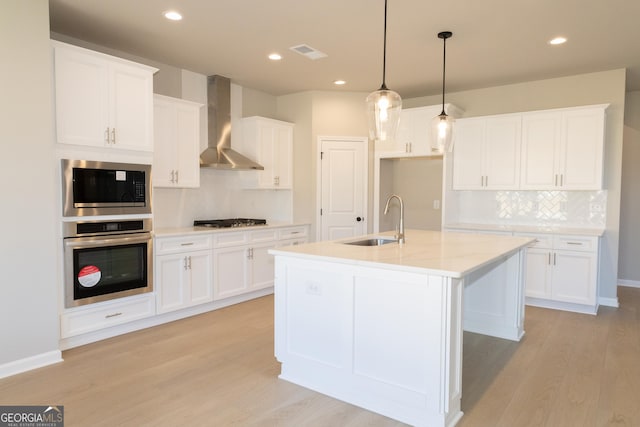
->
[200,75,264,170]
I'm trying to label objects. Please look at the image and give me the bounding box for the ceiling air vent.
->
[289,44,327,60]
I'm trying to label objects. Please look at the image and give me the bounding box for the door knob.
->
[356,216,363,222]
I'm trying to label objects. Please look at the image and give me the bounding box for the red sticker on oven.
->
[78,265,101,288]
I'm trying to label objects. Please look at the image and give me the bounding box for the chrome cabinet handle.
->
[104,127,110,144]
[553,253,557,265]
[111,128,116,144]
[187,256,192,270]
[175,170,179,183]
[183,257,188,270]
[560,174,564,187]
[170,170,175,183]
[105,312,122,319]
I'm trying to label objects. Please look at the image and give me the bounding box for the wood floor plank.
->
[1,289,640,426]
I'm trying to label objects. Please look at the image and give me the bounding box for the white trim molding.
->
[598,296,619,308]
[0,350,63,379]
[618,279,640,289]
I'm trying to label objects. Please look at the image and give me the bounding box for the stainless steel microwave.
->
[61,159,151,217]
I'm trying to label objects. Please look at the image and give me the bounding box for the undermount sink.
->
[343,237,398,246]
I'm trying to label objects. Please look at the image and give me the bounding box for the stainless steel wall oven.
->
[63,219,153,307]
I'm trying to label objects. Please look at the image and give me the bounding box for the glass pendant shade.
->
[431,111,455,153]
[366,88,402,141]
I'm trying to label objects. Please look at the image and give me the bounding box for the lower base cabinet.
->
[519,233,598,309]
[156,250,213,314]
[154,234,214,314]
[213,241,276,300]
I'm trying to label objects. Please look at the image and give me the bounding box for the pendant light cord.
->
[380,0,388,90]
[440,34,447,115]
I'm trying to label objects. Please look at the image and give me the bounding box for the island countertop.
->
[269,229,534,278]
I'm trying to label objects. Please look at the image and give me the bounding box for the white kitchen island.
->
[269,229,534,427]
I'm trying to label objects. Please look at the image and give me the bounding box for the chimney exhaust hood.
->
[200,75,264,170]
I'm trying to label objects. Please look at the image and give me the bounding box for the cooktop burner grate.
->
[193,218,267,228]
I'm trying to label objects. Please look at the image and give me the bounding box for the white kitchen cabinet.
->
[155,235,213,314]
[520,105,606,190]
[153,94,202,188]
[375,104,461,157]
[52,41,156,152]
[61,294,155,338]
[240,116,294,189]
[376,106,438,156]
[518,233,599,312]
[213,229,279,300]
[452,114,521,190]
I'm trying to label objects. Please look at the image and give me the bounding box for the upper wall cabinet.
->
[520,105,607,190]
[153,95,202,188]
[240,116,294,189]
[375,104,462,158]
[52,41,157,152]
[452,113,522,190]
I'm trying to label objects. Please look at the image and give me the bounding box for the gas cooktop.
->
[193,218,267,228]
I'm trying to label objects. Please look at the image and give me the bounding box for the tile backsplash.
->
[452,190,606,227]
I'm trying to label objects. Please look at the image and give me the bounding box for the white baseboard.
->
[598,296,619,308]
[0,350,63,379]
[618,279,640,288]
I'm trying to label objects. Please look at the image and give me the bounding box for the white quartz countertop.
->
[154,222,309,237]
[269,229,534,278]
[444,223,605,237]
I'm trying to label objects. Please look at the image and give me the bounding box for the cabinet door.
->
[188,251,214,305]
[156,253,189,313]
[273,125,293,188]
[109,62,154,151]
[153,98,177,187]
[484,115,521,189]
[174,104,201,188]
[559,107,605,190]
[551,250,597,305]
[257,123,277,187]
[213,246,249,300]
[452,118,485,189]
[54,46,109,147]
[250,242,277,290]
[524,248,552,299]
[520,111,561,190]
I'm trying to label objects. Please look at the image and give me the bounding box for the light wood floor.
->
[1,287,639,426]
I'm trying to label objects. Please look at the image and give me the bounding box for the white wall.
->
[0,0,60,368]
[619,90,640,282]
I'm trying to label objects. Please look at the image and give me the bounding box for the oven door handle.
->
[64,233,152,249]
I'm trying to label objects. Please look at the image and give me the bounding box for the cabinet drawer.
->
[279,237,308,247]
[214,231,249,248]
[61,294,155,338]
[278,226,308,240]
[155,234,212,255]
[250,229,278,243]
[515,233,552,249]
[554,235,598,252]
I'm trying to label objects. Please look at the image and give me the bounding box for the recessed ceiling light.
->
[549,36,567,45]
[268,53,282,61]
[334,80,346,86]
[163,10,183,21]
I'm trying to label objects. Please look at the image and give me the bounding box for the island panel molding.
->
[271,229,532,426]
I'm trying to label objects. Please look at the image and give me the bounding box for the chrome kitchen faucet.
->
[384,194,405,244]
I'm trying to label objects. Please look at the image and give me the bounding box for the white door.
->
[319,137,368,241]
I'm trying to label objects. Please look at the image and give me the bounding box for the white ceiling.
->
[49,0,640,98]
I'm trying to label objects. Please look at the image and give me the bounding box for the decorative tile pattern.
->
[455,190,606,227]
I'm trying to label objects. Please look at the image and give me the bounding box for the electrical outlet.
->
[433,199,441,210]
[305,281,322,296]
[590,203,603,212]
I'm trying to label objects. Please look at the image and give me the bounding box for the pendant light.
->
[366,0,402,142]
[431,31,455,153]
